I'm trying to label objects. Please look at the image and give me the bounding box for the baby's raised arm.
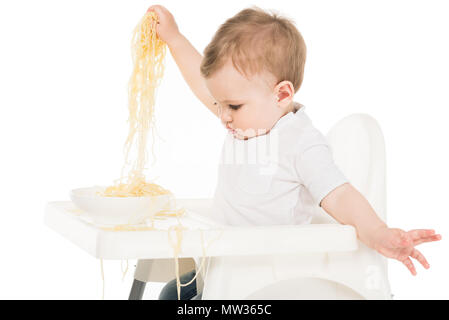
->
[147,5,219,117]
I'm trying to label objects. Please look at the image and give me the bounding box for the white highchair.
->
[132,113,393,300]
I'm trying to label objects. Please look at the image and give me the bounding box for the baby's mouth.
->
[225,126,249,140]
[229,129,248,140]
[226,124,236,134]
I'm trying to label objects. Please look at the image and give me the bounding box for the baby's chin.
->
[234,134,250,141]
[232,128,270,140]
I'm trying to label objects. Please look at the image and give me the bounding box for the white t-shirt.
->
[210,102,349,226]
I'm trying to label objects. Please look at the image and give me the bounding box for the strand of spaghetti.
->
[121,260,129,281]
[180,228,224,288]
[174,207,187,300]
[167,224,186,300]
[179,229,206,287]
[100,259,105,300]
[100,225,155,232]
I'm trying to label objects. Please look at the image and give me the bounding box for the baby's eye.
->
[229,104,243,110]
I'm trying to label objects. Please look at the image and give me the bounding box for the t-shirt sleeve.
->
[295,139,349,207]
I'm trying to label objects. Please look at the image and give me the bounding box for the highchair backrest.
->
[312,113,387,225]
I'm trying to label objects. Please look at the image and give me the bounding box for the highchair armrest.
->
[203,224,358,257]
[175,198,359,256]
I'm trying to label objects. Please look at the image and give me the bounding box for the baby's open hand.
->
[146,4,182,47]
[372,227,442,276]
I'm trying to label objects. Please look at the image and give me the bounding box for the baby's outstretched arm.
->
[147,5,219,117]
[321,183,442,276]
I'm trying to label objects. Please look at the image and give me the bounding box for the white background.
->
[0,0,447,299]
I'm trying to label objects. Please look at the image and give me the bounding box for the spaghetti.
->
[101,11,168,197]
[96,11,222,301]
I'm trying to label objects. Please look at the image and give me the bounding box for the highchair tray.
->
[44,200,358,260]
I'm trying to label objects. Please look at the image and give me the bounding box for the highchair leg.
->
[129,279,146,300]
[129,258,197,300]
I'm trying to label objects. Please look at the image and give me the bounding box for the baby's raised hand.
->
[371,227,442,275]
[146,4,182,47]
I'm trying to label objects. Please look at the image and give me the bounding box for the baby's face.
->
[205,59,289,140]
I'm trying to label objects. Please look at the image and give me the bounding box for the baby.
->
[147,5,442,300]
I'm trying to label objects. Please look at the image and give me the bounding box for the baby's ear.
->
[275,80,294,104]
[277,91,290,103]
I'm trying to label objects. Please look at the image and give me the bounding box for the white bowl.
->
[70,186,174,226]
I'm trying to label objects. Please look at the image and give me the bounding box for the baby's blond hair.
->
[200,6,307,93]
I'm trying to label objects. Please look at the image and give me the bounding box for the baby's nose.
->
[220,110,232,125]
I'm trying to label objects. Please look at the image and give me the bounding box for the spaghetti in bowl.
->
[70,186,173,226]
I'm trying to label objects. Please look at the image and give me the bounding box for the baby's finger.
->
[147,4,167,14]
[402,257,417,276]
[407,229,435,240]
[413,234,442,246]
[147,5,161,16]
[410,248,430,269]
